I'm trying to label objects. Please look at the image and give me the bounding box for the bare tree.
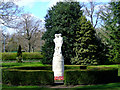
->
[0,0,22,52]
[16,14,44,52]
[0,0,22,28]
[1,32,12,52]
[1,33,22,52]
[31,31,45,52]
[0,29,2,53]
[82,1,106,28]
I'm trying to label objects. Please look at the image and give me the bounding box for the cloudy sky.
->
[4,0,111,34]
[14,0,111,20]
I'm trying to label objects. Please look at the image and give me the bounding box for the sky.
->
[5,0,111,34]
[15,0,111,20]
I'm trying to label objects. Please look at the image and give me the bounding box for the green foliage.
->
[64,68,118,85]
[0,54,1,59]
[2,52,43,61]
[17,45,23,63]
[99,1,120,64]
[2,52,17,60]
[42,1,83,64]
[2,69,54,85]
[22,52,44,60]
[71,16,108,65]
[17,45,22,57]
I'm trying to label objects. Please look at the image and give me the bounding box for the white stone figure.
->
[54,34,63,56]
[52,34,64,81]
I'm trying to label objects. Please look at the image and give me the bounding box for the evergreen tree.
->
[42,1,83,64]
[71,16,107,65]
[17,45,22,63]
[100,1,120,63]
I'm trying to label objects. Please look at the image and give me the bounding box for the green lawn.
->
[2,62,119,68]
[2,84,48,90]
[75,83,120,90]
[2,62,44,68]
[88,64,119,68]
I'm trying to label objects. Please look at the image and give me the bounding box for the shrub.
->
[64,67,118,85]
[2,68,54,85]
[22,52,43,60]
[16,45,23,63]
[2,52,44,61]
[2,52,17,60]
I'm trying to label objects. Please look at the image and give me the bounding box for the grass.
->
[2,62,44,68]
[88,64,119,68]
[2,84,48,90]
[74,82,120,90]
[2,62,119,68]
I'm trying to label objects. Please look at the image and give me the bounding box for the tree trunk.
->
[28,40,31,52]
[32,46,34,52]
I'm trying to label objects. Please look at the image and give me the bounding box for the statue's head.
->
[55,34,61,38]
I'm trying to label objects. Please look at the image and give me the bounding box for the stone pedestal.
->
[52,54,64,80]
[52,34,64,80]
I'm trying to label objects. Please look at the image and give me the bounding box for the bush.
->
[64,67,118,85]
[2,68,54,85]
[17,45,23,63]
[22,52,44,60]
[2,52,44,61]
[2,52,17,60]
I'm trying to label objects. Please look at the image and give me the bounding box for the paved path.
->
[49,84,84,88]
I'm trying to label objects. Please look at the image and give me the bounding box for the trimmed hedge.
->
[64,68,118,85]
[22,52,43,60]
[2,52,17,60]
[2,69,54,85]
[2,52,44,61]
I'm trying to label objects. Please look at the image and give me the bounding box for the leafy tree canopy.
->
[99,0,120,63]
[42,1,83,64]
[71,16,108,65]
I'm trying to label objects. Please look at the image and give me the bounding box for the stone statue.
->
[52,34,64,81]
[53,34,63,56]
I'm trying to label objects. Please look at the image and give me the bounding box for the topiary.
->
[16,45,23,63]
